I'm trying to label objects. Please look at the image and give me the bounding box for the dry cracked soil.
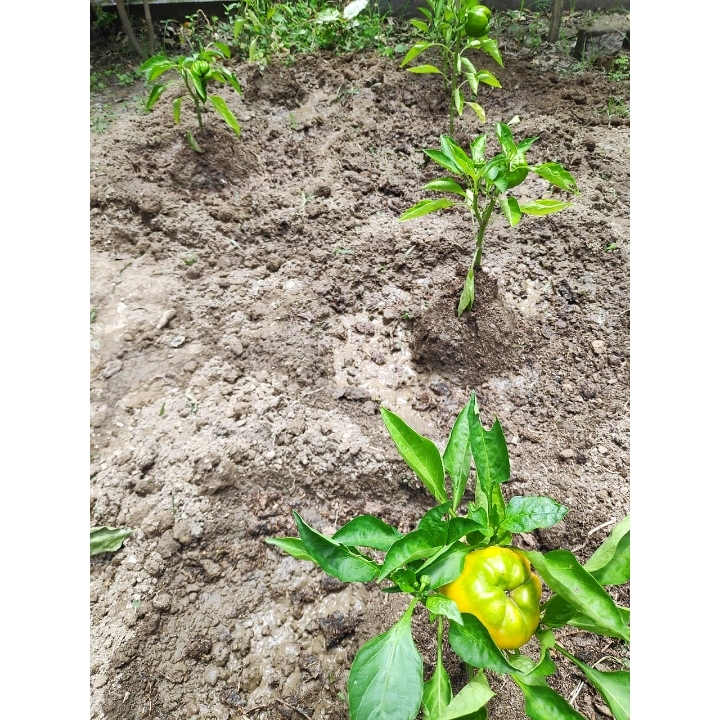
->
[90,14,630,720]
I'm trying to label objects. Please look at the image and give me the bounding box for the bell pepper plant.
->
[140,41,242,152]
[401,0,503,133]
[268,392,630,720]
[400,123,579,317]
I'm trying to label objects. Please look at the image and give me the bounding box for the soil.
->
[90,15,630,720]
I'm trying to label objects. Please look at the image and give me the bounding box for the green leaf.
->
[333,515,402,552]
[145,84,167,111]
[212,41,231,58]
[440,136,474,177]
[584,515,630,585]
[420,542,472,589]
[499,196,521,227]
[460,57,477,76]
[567,606,630,639]
[465,101,487,123]
[443,398,473,509]
[563,654,629,720]
[173,96,182,124]
[348,605,423,720]
[408,64,443,74]
[209,95,241,137]
[426,594,463,625]
[457,267,475,317]
[401,41,432,67]
[424,148,462,175]
[409,19,429,33]
[399,198,456,221]
[532,162,579,194]
[448,614,517,674]
[453,88,464,117]
[517,137,539,153]
[477,36,504,66]
[500,496,568,533]
[380,407,447,503]
[439,671,494,720]
[187,69,207,103]
[476,70,501,88]
[186,130,203,153]
[265,536,314,562]
[514,681,587,720]
[423,655,452,720]
[379,529,446,580]
[470,135,487,164]
[520,199,572,216]
[90,526,132,556]
[293,512,380,583]
[495,122,517,156]
[418,503,452,542]
[424,178,467,196]
[465,71,480,96]
[521,549,629,642]
[468,406,510,509]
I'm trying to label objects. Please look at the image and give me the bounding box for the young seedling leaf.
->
[521,549,630,642]
[468,410,511,506]
[448,614,517,674]
[209,95,241,137]
[465,101,487,123]
[520,199,572,216]
[424,148,462,175]
[146,84,167,111]
[496,123,518,156]
[440,136,474,177]
[477,70,501,88]
[426,594,463,625]
[531,162,578,193]
[348,606,423,720]
[561,654,629,720]
[422,655,452,720]
[457,268,475,317]
[438,670,495,720]
[293,512,380,583]
[399,198,456,221]
[584,515,630,585]
[424,178,467,196]
[499,196,522,227]
[333,515,402,552]
[379,529,446,580]
[401,41,432,67]
[408,64,443,74]
[453,88,464,117]
[419,541,472,589]
[514,681,587,720]
[380,407,447,502]
[90,526,133,556]
[470,135,488,164]
[173,97,182,124]
[499,496,568,533]
[443,397,473,509]
[265,537,314,562]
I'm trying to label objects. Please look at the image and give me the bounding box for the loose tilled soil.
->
[90,16,630,720]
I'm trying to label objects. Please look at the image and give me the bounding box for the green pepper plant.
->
[400,122,579,317]
[140,41,242,152]
[268,392,630,720]
[401,0,504,133]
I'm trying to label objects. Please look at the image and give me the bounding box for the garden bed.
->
[90,11,629,719]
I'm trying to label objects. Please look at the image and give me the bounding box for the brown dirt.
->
[90,17,629,720]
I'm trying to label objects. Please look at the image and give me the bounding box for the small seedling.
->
[401,1,503,133]
[140,42,242,151]
[268,393,629,720]
[400,123,578,316]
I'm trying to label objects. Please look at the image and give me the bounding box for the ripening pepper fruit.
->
[441,546,542,649]
[464,6,492,38]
